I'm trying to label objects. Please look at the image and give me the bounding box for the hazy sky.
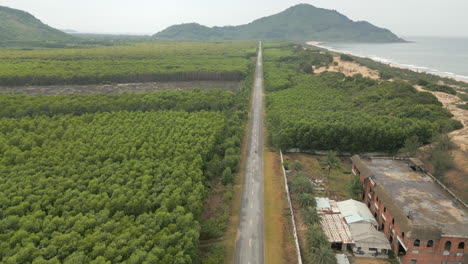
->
[1,0,467,37]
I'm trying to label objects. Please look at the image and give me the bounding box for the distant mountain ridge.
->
[154,4,405,43]
[0,6,75,42]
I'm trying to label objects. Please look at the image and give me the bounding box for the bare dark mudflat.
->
[0,81,241,95]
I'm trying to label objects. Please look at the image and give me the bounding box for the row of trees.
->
[0,42,256,86]
[264,46,462,152]
[0,89,236,118]
[0,84,247,263]
[263,44,333,92]
[289,170,337,264]
[0,111,225,263]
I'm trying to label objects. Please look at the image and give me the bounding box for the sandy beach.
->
[305,40,468,84]
[305,41,322,46]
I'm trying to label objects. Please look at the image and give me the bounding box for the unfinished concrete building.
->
[351,156,468,264]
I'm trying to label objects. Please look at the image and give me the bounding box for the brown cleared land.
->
[264,150,298,264]
[200,183,228,223]
[0,81,241,95]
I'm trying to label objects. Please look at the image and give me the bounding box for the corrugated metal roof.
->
[320,213,354,244]
[349,223,391,250]
[337,199,377,225]
[316,197,331,210]
[344,215,366,224]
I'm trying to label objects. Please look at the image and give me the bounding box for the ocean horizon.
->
[315,36,468,82]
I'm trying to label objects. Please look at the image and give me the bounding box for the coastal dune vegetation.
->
[264,43,462,153]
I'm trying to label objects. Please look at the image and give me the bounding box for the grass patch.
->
[200,244,226,264]
[284,153,354,201]
[457,103,468,110]
[264,150,297,264]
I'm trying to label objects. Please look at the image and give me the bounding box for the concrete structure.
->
[336,254,351,264]
[351,156,468,264]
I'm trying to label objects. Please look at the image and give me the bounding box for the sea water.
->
[317,36,468,82]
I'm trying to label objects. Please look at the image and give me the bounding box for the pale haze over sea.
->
[319,36,468,82]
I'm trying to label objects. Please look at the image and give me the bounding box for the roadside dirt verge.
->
[264,150,297,264]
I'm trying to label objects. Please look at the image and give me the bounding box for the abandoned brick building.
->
[351,156,468,264]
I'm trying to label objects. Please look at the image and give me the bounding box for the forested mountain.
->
[0,6,75,42]
[154,4,404,43]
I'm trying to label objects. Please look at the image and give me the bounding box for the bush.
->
[200,218,226,239]
[340,54,354,62]
[425,83,457,95]
[379,71,393,80]
[290,174,314,194]
[404,135,421,157]
[349,174,364,200]
[430,134,455,180]
[222,167,234,185]
[200,244,226,264]
[417,79,429,86]
[457,103,468,110]
[417,80,457,95]
[290,160,303,171]
[457,93,468,101]
[297,193,316,208]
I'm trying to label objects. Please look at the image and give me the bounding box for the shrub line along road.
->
[234,41,264,264]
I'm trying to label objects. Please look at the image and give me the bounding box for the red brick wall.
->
[399,237,467,264]
[354,166,467,264]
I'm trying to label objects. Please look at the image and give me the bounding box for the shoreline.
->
[305,41,468,84]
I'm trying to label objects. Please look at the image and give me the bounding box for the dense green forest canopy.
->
[0,6,75,42]
[0,89,236,118]
[0,41,257,86]
[264,44,462,153]
[0,84,248,263]
[154,4,404,43]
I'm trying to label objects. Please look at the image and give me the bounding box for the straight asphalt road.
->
[234,41,264,264]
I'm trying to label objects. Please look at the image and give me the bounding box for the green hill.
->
[154,4,405,43]
[0,6,75,42]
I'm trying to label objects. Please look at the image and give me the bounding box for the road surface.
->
[235,41,264,264]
